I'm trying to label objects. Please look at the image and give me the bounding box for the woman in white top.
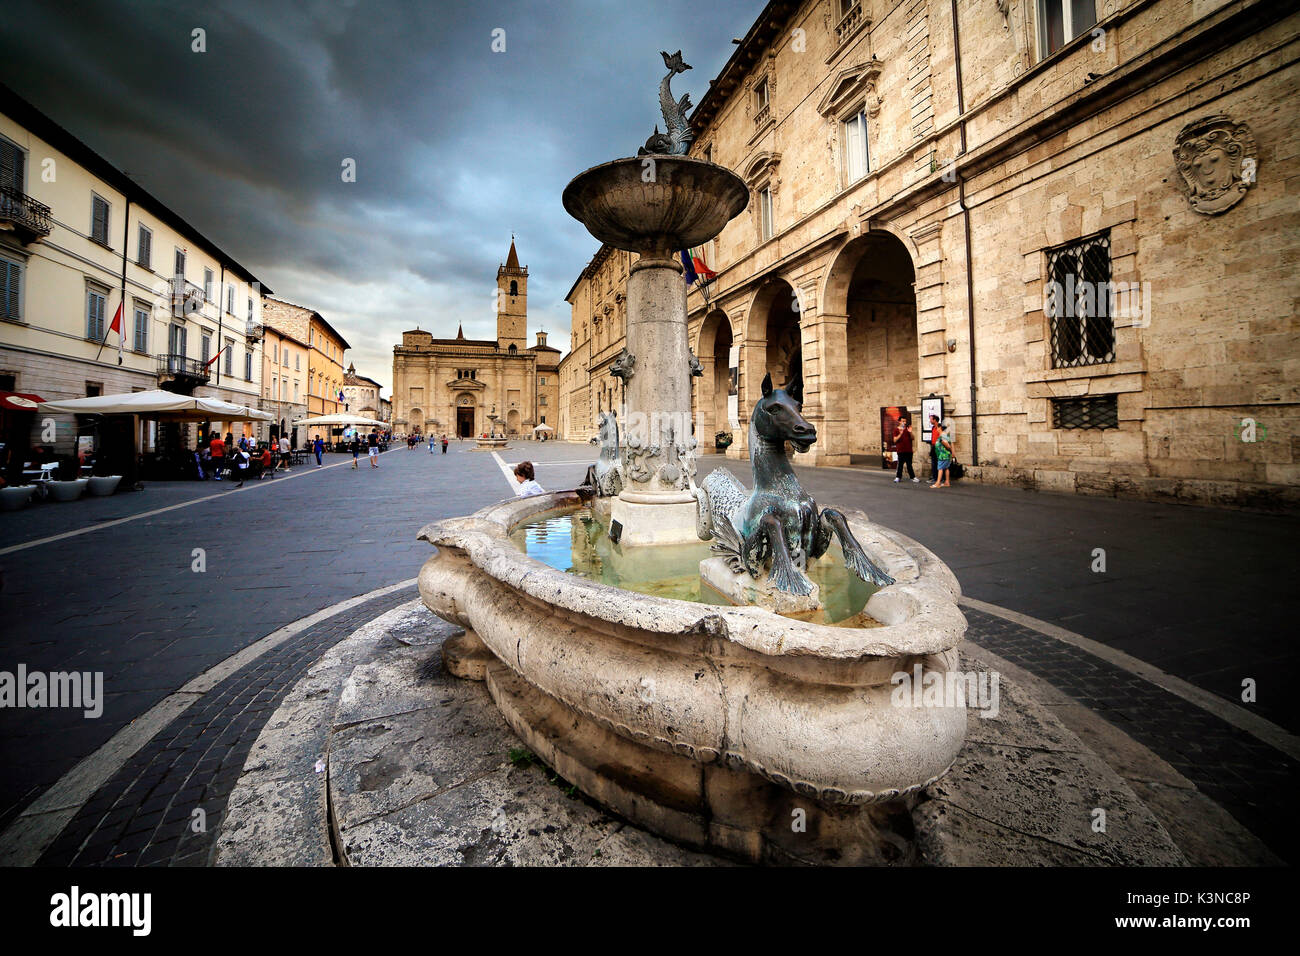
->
[513,461,546,497]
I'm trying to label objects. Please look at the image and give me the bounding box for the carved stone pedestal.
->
[698,555,822,617]
[442,629,495,681]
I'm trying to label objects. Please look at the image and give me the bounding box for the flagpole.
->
[118,199,129,366]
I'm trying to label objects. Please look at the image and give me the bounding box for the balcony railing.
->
[0,185,53,242]
[170,278,205,318]
[835,2,864,45]
[156,353,211,383]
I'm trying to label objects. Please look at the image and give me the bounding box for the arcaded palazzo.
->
[560,0,1299,510]
[391,241,560,439]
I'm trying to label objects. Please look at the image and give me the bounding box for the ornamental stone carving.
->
[1173,114,1257,215]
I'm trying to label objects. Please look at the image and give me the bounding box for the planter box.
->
[0,486,36,511]
[87,475,122,497]
[47,479,87,502]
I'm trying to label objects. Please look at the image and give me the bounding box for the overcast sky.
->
[0,0,759,393]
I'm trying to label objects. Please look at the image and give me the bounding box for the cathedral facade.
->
[391,241,559,438]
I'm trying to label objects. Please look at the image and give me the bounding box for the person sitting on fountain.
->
[513,461,545,497]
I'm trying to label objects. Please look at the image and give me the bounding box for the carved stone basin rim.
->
[417,491,966,661]
[562,156,750,256]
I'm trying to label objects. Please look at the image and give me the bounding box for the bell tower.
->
[496,236,528,351]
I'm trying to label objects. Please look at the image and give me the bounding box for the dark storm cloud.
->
[0,0,760,390]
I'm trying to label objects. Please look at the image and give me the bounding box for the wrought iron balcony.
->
[156,353,211,385]
[170,278,205,318]
[0,185,53,243]
[245,321,264,343]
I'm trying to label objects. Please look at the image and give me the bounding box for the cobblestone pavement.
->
[35,585,417,866]
[962,607,1297,865]
[1,439,1294,864]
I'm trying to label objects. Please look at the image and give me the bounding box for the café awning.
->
[0,391,47,412]
[38,389,272,422]
[292,413,389,428]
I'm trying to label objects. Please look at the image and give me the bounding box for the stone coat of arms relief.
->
[1173,114,1257,215]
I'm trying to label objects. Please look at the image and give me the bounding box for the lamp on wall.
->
[946,338,958,353]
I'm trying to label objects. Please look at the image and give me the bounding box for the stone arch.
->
[820,222,919,319]
[821,228,920,463]
[693,308,736,446]
[744,276,803,389]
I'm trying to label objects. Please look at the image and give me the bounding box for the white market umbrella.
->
[532,424,553,432]
[292,413,389,428]
[40,388,272,422]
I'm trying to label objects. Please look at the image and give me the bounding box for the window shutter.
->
[0,140,24,191]
[92,197,109,244]
[1,259,19,319]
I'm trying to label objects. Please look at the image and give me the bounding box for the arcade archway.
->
[694,308,735,445]
[823,232,919,463]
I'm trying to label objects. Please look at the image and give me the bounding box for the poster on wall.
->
[921,395,944,439]
[727,344,740,430]
[879,406,905,469]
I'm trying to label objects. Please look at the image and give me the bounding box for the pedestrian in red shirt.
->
[893,417,917,483]
[209,433,226,481]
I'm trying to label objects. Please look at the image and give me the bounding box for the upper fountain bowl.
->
[563,156,749,257]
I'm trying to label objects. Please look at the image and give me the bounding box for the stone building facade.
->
[560,0,1299,508]
[392,241,560,438]
[559,245,636,441]
[341,364,384,424]
[260,297,350,420]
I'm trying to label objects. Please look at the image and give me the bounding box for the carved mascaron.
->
[1173,114,1257,215]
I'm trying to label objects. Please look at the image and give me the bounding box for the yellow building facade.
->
[261,326,309,446]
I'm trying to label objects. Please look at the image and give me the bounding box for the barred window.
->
[1046,232,1114,369]
[1051,394,1118,430]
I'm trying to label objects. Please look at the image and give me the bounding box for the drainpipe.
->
[951,0,979,466]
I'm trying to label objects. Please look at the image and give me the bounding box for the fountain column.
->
[606,250,700,545]
[564,156,748,547]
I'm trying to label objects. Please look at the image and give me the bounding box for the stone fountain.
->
[475,404,509,450]
[417,52,967,864]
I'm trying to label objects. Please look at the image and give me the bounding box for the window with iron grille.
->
[1051,394,1118,430]
[1046,232,1114,369]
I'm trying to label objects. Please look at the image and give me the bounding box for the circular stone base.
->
[483,659,917,866]
[442,630,494,681]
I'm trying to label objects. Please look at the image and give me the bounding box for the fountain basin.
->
[418,492,968,863]
[562,156,749,256]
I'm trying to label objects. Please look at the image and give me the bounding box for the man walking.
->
[313,434,324,467]
[278,434,291,471]
[367,428,380,468]
[429,433,436,454]
[441,434,448,454]
[209,432,225,481]
[893,416,918,483]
